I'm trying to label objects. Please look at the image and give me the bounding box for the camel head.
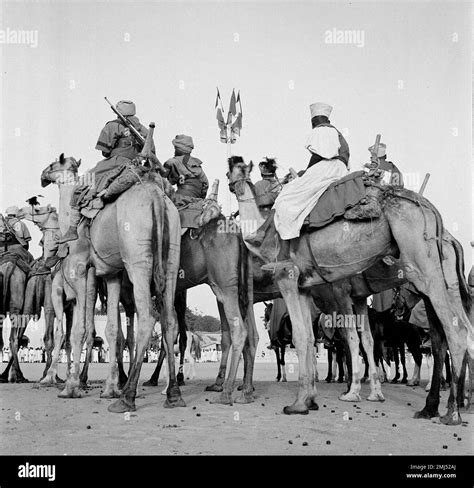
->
[227,156,255,197]
[17,204,57,226]
[40,153,81,187]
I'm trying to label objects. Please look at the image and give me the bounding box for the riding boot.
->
[58,207,81,243]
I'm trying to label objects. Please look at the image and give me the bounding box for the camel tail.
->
[193,333,202,361]
[1,262,14,315]
[238,236,249,320]
[449,234,471,314]
[151,187,167,311]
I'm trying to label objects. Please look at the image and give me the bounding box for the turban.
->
[172,134,194,154]
[368,143,386,158]
[5,206,19,216]
[116,100,136,117]
[310,102,333,119]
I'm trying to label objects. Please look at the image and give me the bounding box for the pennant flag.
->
[215,88,242,144]
[229,89,237,116]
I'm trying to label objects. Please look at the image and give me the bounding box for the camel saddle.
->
[0,250,32,276]
[303,170,383,229]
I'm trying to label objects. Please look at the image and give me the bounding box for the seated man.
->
[366,143,404,187]
[254,158,281,215]
[4,206,31,250]
[59,100,149,243]
[164,134,209,204]
[249,102,350,271]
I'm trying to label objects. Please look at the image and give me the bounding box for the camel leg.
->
[400,344,408,383]
[354,299,384,402]
[213,298,247,405]
[116,318,128,388]
[407,337,422,386]
[101,276,122,399]
[415,306,445,419]
[175,290,187,386]
[125,311,135,376]
[40,273,66,385]
[325,348,333,382]
[274,266,310,415]
[301,292,318,410]
[143,340,165,386]
[281,347,287,382]
[330,286,362,403]
[425,353,433,392]
[236,303,258,404]
[64,309,73,378]
[7,313,30,383]
[58,271,88,399]
[79,268,97,388]
[391,347,400,383]
[275,348,282,382]
[206,301,230,392]
[41,277,56,381]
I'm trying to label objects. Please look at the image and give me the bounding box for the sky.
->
[0,0,472,332]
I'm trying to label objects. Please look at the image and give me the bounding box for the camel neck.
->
[236,182,266,240]
[57,182,75,233]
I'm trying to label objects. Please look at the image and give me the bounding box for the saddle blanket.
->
[304,170,367,229]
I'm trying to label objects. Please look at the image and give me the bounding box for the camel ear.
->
[248,160,254,174]
[46,204,51,210]
[76,158,82,168]
[59,153,65,165]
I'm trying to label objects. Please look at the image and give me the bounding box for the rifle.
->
[104,97,146,147]
[418,173,430,196]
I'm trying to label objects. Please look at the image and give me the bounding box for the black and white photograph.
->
[0,0,472,480]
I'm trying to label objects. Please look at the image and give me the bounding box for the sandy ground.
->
[0,361,472,456]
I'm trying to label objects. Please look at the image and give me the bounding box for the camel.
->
[142,213,259,405]
[227,156,473,424]
[40,128,183,413]
[0,232,30,382]
[15,204,74,382]
[18,202,135,388]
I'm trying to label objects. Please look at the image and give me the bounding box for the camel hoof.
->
[407,380,419,387]
[305,399,319,411]
[339,392,361,402]
[235,393,255,404]
[361,376,368,384]
[425,384,432,392]
[100,390,121,399]
[0,375,9,383]
[39,377,56,386]
[414,409,439,420]
[55,376,65,384]
[210,393,233,406]
[390,378,399,384]
[283,404,309,415]
[401,378,408,384]
[58,388,82,399]
[108,398,136,413]
[282,378,287,383]
[367,393,385,402]
[205,383,223,392]
[440,412,462,426]
[143,380,158,387]
[163,397,186,408]
[11,377,29,384]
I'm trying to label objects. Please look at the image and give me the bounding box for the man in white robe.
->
[249,102,350,271]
